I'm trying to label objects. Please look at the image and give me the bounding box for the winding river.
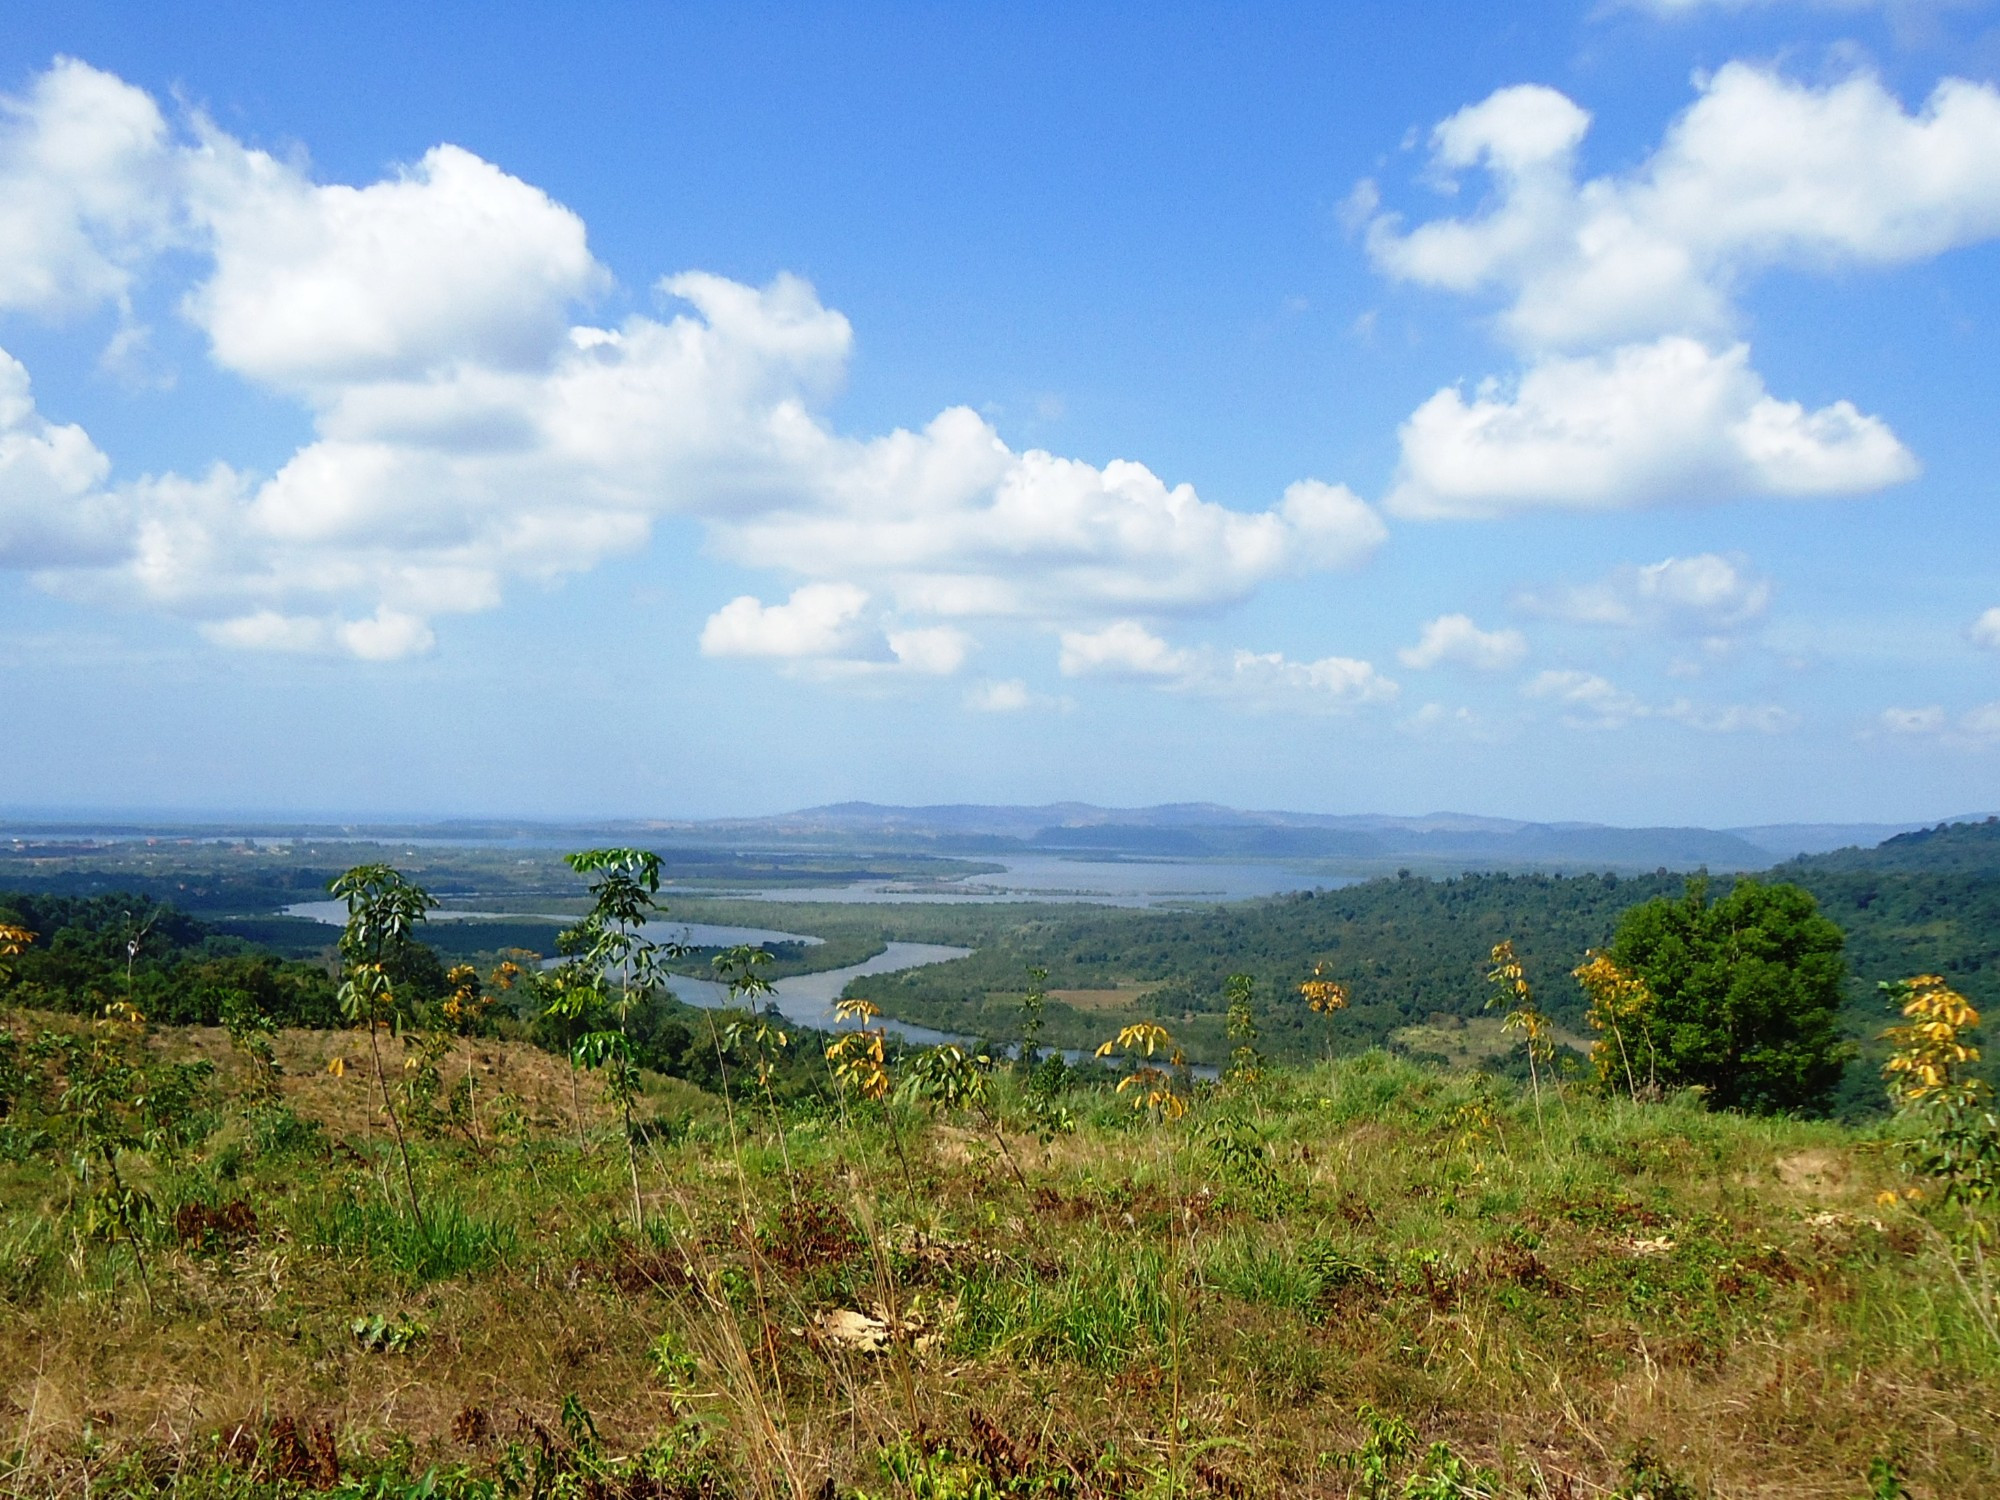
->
[281,902,969,1045]
[661,941,974,1045]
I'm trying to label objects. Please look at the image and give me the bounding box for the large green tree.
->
[1609,877,1850,1114]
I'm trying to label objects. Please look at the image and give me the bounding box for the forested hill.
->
[1774,818,2000,1051]
[1777,815,2000,875]
[0,890,340,1026]
[860,821,2000,1113]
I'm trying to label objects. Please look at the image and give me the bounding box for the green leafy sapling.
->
[559,848,685,1231]
[900,1042,1028,1189]
[330,863,438,1230]
[713,945,798,1193]
[219,988,281,1101]
[1224,972,1262,1085]
[1019,965,1048,1066]
[38,1010,160,1308]
[1013,966,1077,1143]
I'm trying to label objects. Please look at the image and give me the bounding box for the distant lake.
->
[732,854,1359,907]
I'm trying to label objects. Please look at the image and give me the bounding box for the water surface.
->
[735,855,1355,907]
[666,941,974,1046]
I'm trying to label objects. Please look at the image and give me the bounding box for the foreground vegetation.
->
[3,835,1998,1496]
[1,996,1995,1497]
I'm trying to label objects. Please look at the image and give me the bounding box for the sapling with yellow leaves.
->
[1573,950,1658,1101]
[826,997,891,1102]
[0,921,33,982]
[1880,974,1999,1208]
[1488,940,1559,1142]
[1300,962,1349,1061]
[826,997,920,1192]
[1096,1020,1189,1122]
[1883,974,1985,1111]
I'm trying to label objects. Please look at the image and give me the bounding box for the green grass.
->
[289,1192,518,1284]
[0,1013,1994,1499]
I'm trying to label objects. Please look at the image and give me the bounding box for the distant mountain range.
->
[641,801,1994,872]
[8,802,1994,876]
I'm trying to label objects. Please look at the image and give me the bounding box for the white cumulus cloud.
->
[184,138,605,389]
[1361,62,2000,521]
[700,583,874,660]
[0,58,180,318]
[1369,63,2000,352]
[1058,619,1397,710]
[1524,667,1789,732]
[697,585,970,678]
[965,678,1032,713]
[1522,552,1773,635]
[1657,698,1794,733]
[1058,620,1196,679]
[1226,649,1400,708]
[1524,669,1648,729]
[195,605,437,660]
[1880,701,2000,743]
[0,60,1393,665]
[1880,704,1948,734]
[710,456,1386,623]
[885,626,971,676]
[1398,613,1528,671]
[1387,338,1915,518]
[0,348,124,566]
[1969,607,2000,650]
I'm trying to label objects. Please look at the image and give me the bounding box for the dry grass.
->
[0,1012,1994,1498]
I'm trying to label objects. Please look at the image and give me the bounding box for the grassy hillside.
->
[0,1003,1993,1498]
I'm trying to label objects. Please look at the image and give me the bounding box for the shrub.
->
[1609,878,1850,1114]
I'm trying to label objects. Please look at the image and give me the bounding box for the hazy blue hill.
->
[757,802,1784,871]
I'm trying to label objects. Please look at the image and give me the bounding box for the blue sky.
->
[3,1,1999,825]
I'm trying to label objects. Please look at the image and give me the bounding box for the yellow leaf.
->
[327,1057,347,1077]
